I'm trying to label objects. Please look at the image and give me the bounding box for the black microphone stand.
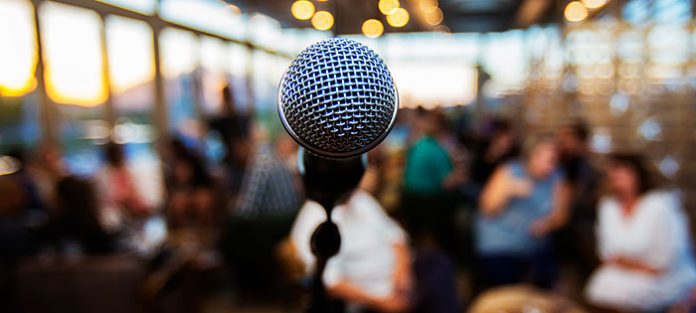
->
[300,150,366,313]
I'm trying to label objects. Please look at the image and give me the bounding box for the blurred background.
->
[2,0,696,312]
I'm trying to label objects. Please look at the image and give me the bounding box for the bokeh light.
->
[386,7,409,28]
[419,0,438,13]
[291,0,315,21]
[565,1,588,22]
[425,8,444,25]
[311,10,334,31]
[362,19,384,38]
[378,0,399,16]
[581,0,607,9]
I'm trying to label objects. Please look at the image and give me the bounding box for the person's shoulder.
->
[350,190,380,208]
[297,199,326,218]
[640,190,680,213]
[598,195,620,216]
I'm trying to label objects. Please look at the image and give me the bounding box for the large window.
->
[160,27,199,144]
[40,1,107,175]
[105,15,157,163]
[0,0,40,153]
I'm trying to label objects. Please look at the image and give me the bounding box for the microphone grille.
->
[278,37,398,158]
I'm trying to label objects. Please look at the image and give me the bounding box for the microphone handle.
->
[306,204,342,313]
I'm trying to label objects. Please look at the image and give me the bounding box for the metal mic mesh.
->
[278,37,398,158]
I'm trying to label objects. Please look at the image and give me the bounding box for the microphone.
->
[278,37,398,313]
[278,37,399,159]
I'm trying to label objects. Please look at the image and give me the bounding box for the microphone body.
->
[277,37,398,313]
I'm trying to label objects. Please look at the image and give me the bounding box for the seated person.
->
[41,176,115,254]
[475,135,570,289]
[585,153,696,312]
[291,189,412,312]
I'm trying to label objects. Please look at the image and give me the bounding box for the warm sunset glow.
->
[105,15,155,94]
[0,0,37,97]
[40,2,107,106]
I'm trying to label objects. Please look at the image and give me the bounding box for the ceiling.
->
[230,0,561,34]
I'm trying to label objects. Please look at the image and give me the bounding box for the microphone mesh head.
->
[278,37,398,158]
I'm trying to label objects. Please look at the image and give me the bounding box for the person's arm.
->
[531,180,571,237]
[605,257,663,275]
[392,242,413,297]
[480,166,531,216]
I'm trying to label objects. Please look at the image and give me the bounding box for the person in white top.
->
[290,189,412,312]
[585,153,696,312]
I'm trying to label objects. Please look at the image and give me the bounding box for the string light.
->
[362,19,384,38]
[564,1,588,22]
[419,0,438,13]
[386,7,409,28]
[378,0,400,15]
[311,10,334,31]
[581,0,607,9]
[425,8,443,25]
[291,0,315,21]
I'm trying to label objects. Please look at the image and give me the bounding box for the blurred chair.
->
[16,255,144,313]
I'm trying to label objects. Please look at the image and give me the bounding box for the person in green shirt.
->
[400,108,458,254]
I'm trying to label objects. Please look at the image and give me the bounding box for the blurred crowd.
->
[2,87,696,313]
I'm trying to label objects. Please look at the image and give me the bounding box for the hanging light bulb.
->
[362,19,384,38]
[386,7,409,28]
[311,10,334,31]
[291,0,315,21]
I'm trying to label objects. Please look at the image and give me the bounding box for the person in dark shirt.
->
[470,119,519,194]
[42,176,115,254]
[555,120,601,284]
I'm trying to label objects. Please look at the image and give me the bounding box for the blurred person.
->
[94,142,151,232]
[208,84,251,148]
[291,188,459,313]
[30,145,68,212]
[401,107,459,252]
[470,118,519,193]
[221,127,304,299]
[6,150,45,211]
[232,132,303,218]
[0,170,32,260]
[165,139,218,233]
[475,135,570,290]
[585,154,696,312]
[274,134,303,195]
[41,176,115,254]
[555,121,601,283]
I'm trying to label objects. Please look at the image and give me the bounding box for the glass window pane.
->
[0,0,37,97]
[160,0,246,40]
[160,27,199,142]
[227,43,250,112]
[40,1,106,106]
[105,15,157,163]
[0,0,40,153]
[40,1,107,176]
[200,36,228,115]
